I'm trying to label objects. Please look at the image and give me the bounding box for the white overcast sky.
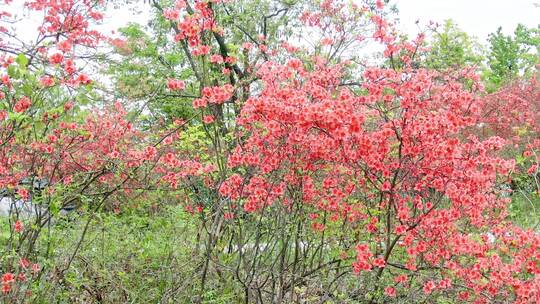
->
[6,1,540,48]
[101,0,540,44]
[395,0,540,42]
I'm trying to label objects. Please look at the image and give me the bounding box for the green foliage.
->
[213,0,298,47]
[483,24,540,91]
[22,205,212,303]
[508,190,540,229]
[425,20,484,71]
[105,21,196,123]
[15,54,29,68]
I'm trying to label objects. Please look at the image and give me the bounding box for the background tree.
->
[424,19,484,71]
[483,24,540,92]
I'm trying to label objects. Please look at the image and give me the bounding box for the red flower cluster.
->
[167,79,186,91]
[13,96,31,113]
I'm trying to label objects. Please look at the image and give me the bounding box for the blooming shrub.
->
[0,0,538,303]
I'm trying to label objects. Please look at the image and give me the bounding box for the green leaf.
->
[49,199,61,216]
[8,112,26,122]
[22,83,33,96]
[7,65,17,78]
[16,53,29,68]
